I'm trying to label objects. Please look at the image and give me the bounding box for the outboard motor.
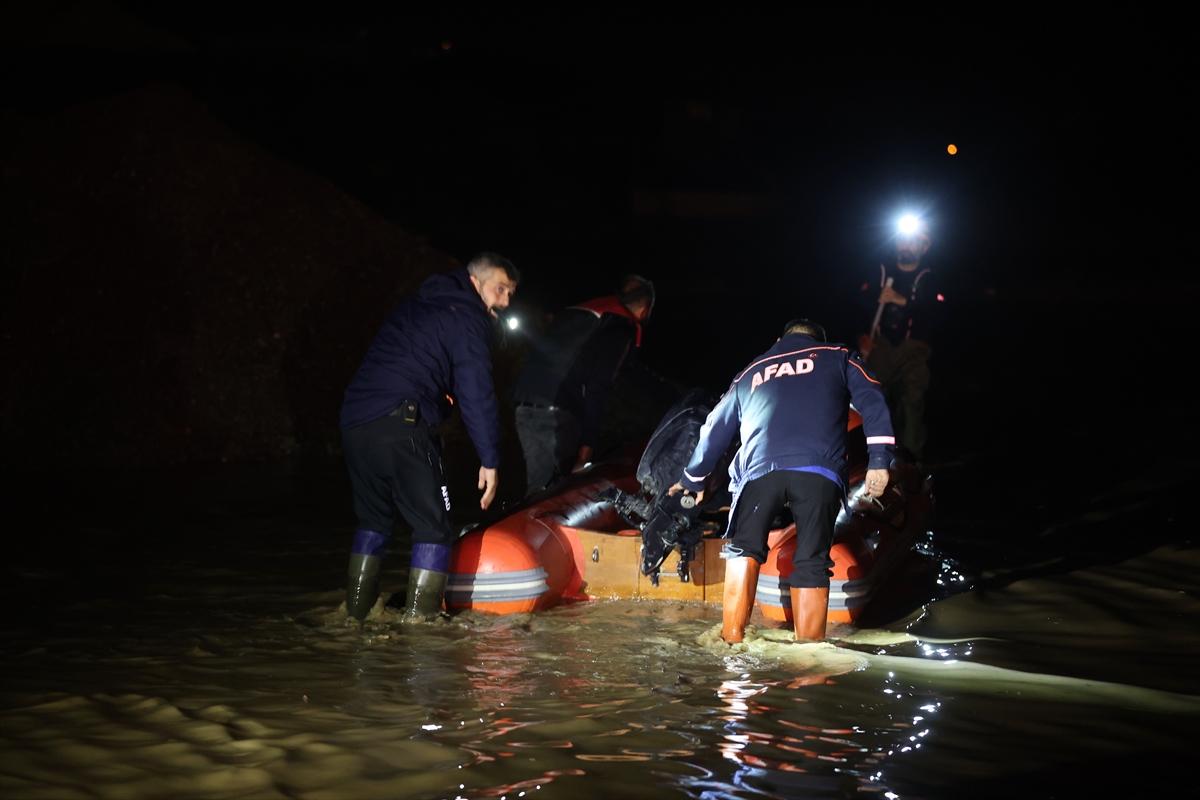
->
[600,388,733,584]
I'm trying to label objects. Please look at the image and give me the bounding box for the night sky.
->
[2,4,1196,475]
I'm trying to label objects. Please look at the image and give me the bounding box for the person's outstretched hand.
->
[668,482,705,505]
[864,468,889,498]
[570,445,594,474]
[879,284,907,306]
[478,466,498,510]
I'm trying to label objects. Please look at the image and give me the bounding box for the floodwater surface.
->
[1,454,1196,799]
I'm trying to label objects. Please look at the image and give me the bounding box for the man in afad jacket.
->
[339,252,519,621]
[670,319,895,644]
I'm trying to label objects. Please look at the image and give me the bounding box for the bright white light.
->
[421,724,442,731]
[897,213,923,236]
[506,316,521,330]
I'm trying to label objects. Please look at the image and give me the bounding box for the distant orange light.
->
[441,41,454,51]
[946,143,958,155]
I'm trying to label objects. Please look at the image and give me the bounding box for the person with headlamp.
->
[856,214,944,463]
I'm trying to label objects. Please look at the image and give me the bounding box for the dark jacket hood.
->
[418,268,487,310]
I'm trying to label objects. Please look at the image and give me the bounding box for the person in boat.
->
[854,222,944,463]
[339,253,519,621]
[511,274,655,496]
[669,318,895,644]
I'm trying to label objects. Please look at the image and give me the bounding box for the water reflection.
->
[1,493,1198,799]
[698,674,887,798]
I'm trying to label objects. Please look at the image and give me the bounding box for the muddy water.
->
[1,458,1196,800]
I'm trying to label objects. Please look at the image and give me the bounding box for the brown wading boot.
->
[721,557,761,644]
[790,587,830,641]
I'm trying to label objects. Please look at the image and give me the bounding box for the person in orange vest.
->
[670,319,895,643]
[511,274,654,495]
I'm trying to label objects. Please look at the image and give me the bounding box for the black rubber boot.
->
[401,567,448,621]
[346,553,382,621]
[346,529,388,621]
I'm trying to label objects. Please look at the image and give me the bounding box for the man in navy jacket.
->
[340,253,519,621]
[670,319,894,644]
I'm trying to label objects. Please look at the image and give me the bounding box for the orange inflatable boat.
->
[446,410,934,625]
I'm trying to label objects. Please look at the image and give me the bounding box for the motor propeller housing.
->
[599,486,705,583]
